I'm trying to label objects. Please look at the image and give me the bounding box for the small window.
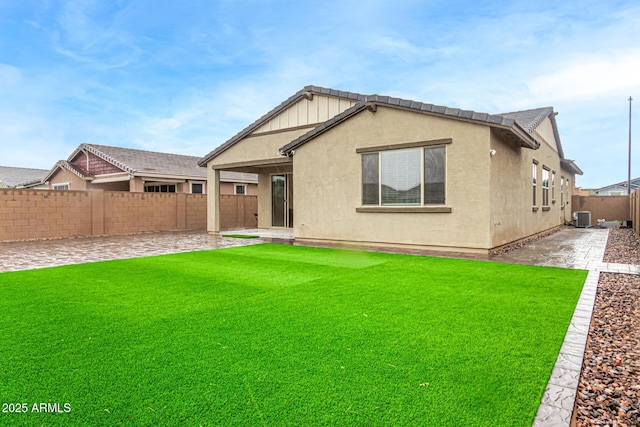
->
[560,176,564,206]
[53,184,69,190]
[144,184,176,193]
[191,183,203,194]
[235,184,246,195]
[551,171,556,202]
[532,162,537,207]
[542,168,550,207]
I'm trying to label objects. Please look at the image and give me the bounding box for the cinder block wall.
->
[0,189,258,242]
[571,195,630,226]
[0,189,208,242]
[220,195,258,230]
[0,189,92,241]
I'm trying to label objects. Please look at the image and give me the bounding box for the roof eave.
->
[561,159,583,176]
[198,85,368,166]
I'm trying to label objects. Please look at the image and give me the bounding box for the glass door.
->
[271,174,292,228]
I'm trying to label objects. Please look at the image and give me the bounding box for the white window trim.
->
[53,182,70,190]
[234,184,247,195]
[190,181,206,194]
[542,167,550,209]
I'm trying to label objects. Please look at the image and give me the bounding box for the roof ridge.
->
[81,144,135,174]
[86,143,202,160]
[198,85,368,166]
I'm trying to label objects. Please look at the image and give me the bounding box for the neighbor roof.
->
[46,144,256,183]
[0,166,49,187]
[595,177,640,193]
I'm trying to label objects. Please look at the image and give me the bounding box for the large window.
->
[362,146,445,206]
[53,183,69,190]
[542,168,550,207]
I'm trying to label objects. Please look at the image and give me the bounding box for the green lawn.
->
[0,244,587,426]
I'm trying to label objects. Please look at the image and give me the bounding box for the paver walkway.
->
[0,230,282,273]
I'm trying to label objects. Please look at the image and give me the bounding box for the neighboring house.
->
[44,143,257,194]
[199,85,582,254]
[594,178,640,195]
[574,187,597,196]
[0,166,49,189]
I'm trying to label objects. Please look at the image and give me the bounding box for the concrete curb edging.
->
[532,270,599,426]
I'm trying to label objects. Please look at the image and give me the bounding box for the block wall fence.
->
[0,189,257,242]
[571,195,631,226]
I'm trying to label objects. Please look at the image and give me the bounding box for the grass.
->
[0,244,587,426]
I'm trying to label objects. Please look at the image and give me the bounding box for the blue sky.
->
[0,0,638,188]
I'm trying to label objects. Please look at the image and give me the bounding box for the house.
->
[44,143,257,194]
[0,166,49,189]
[594,177,640,195]
[198,85,583,254]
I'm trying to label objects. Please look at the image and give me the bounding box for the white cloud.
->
[529,50,640,102]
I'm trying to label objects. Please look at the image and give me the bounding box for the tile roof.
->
[595,177,640,192]
[199,85,582,175]
[0,166,49,187]
[500,107,554,134]
[198,85,367,166]
[279,94,540,155]
[73,144,256,182]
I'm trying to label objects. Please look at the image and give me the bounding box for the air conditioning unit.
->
[573,211,591,228]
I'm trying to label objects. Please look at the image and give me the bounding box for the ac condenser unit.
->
[573,211,591,228]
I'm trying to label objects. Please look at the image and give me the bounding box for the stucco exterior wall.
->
[293,106,493,252]
[208,128,306,167]
[48,168,88,191]
[489,128,571,247]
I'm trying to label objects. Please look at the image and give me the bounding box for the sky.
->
[0,0,639,188]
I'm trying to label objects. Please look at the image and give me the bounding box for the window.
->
[53,184,69,190]
[191,183,204,194]
[542,168,550,207]
[235,184,246,195]
[551,171,556,202]
[145,184,176,193]
[361,146,445,206]
[532,162,537,207]
[560,176,564,207]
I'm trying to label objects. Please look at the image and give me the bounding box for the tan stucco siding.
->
[49,169,88,191]
[253,95,358,135]
[293,106,493,251]
[532,117,559,153]
[489,129,568,248]
[208,128,309,167]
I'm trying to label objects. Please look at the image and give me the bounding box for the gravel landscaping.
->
[575,228,640,426]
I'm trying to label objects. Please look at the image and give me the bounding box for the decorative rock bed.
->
[575,228,640,426]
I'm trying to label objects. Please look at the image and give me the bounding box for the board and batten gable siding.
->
[252,95,359,135]
[292,105,494,252]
